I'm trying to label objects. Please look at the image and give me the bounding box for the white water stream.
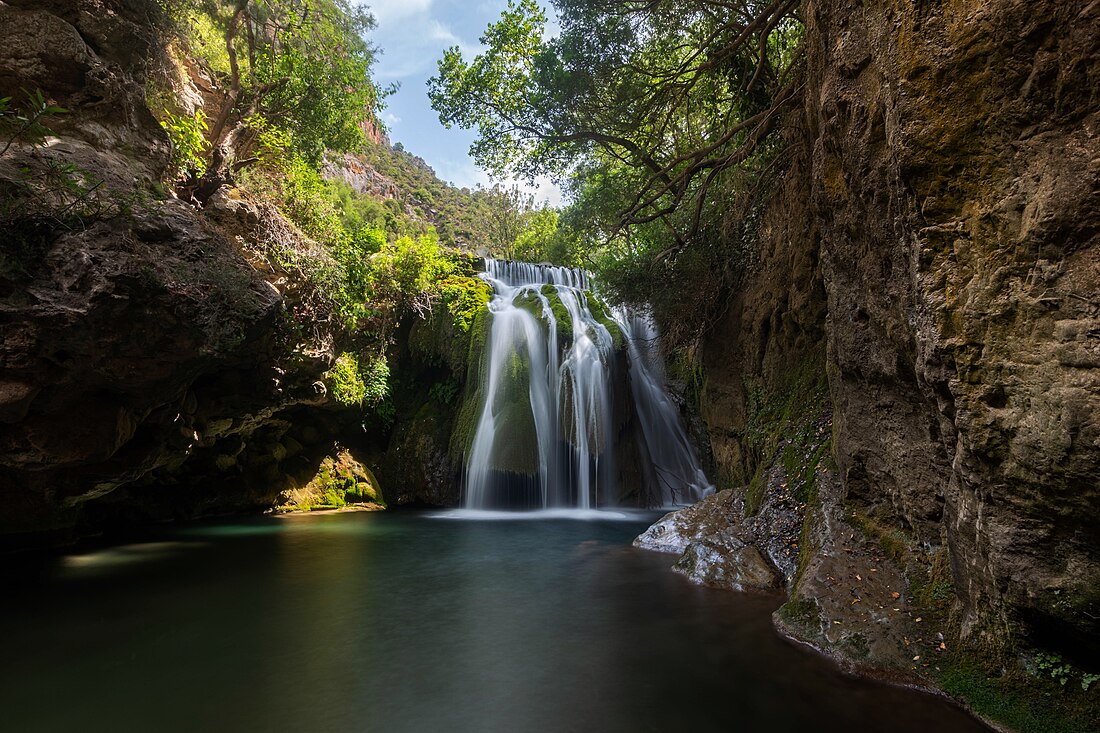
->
[462,260,712,510]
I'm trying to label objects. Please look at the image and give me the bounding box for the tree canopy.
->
[174,0,388,179]
[428,0,803,253]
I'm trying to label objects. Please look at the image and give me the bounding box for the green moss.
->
[846,508,916,564]
[777,596,821,630]
[467,305,492,381]
[584,291,625,349]
[936,654,1098,733]
[281,451,385,511]
[450,306,492,462]
[449,384,484,462]
[410,301,471,379]
[441,273,491,332]
[737,349,831,515]
[512,290,548,327]
[745,466,767,516]
[540,284,574,337]
[843,632,871,660]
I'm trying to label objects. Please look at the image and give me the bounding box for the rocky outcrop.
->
[634,491,779,591]
[805,0,1099,658]
[645,0,1099,708]
[0,197,283,532]
[322,152,402,202]
[0,0,389,542]
[278,445,385,510]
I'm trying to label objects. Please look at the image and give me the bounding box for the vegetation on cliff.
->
[141,0,505,419]
[429,0,802,345]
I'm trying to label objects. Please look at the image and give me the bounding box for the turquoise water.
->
[0,511,989,732]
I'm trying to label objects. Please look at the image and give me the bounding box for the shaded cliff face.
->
[0,0,410,540]
[806,0,1099,655]
[0,1,304,538]
[699,0,1098,669]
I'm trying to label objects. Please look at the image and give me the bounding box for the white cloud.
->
[372,7,482,79]
[368,0,433,25]
[527,176,563,208]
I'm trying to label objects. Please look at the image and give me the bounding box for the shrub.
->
[160,109,208,179]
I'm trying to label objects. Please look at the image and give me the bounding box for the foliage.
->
[429,0,802,242]
[359,353,391,404]
[161,109,209,179]
[1032,652,1099,692]
[429,0,804,344]
[0,89,66,157]
[0,90,118,281]
[482,183,532,258]
[367,231,457,323]
[429,379,460,405]
[327,352,368,405]
[172,0,388,174]
[326,351,389,406]
[513,206,559,262]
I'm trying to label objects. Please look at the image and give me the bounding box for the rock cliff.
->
[807,0,1099,661]
[657,0,1099,715]
[0,0,472,542]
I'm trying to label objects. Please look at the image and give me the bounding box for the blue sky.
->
[366,0,563,206]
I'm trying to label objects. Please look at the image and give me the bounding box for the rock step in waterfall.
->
[462,259,713,510]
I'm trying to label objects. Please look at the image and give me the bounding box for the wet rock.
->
[633,490,741,554]
[674,540,778,592]
[382,401,461,506]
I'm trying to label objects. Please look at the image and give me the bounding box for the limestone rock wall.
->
[698,0,1099,663]
[808,0,1099,654]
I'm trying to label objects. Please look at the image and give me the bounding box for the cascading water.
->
[461,259,713,511]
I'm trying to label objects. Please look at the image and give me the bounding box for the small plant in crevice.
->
[325,351,390,407]
[429,379,459,405]
[1031,651,1099,692]
[160,108,208,181]
[1,89,121,281]
[0,89,65,156]
[1035,651,1075,687]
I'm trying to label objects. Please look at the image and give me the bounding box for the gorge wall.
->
[693,0,1099,683]
[0,0,474,543]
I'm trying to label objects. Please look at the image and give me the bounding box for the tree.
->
[180,0,387,186]
[428,0,802,252]
[513,206,559,263]
[481,183,533,259]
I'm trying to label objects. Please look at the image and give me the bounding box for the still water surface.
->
[1,510,989,732]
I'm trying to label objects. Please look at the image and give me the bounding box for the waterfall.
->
[462,259,713,510]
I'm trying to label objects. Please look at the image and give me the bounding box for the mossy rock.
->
[410,300,475,379]
[465,305,492,386]
[540,284,574,339]
[450,306,492,463]
[584,291,625,350]
[449,307,540,475]
[277,446,385,510]
[512,290,549,328]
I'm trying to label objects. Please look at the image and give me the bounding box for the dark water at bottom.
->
[0,510,989,733]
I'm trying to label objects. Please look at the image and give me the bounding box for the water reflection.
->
[0,512,990,733]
